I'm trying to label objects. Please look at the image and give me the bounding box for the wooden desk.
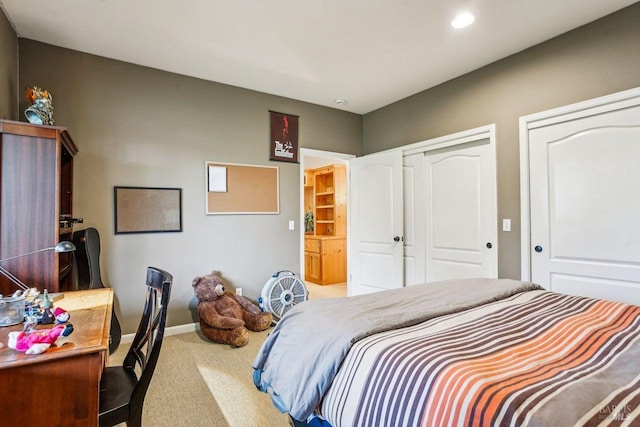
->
[0,288,113,426]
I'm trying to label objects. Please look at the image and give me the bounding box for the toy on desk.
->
[54,307,70,323]
[8,323,74,355]
[40,308,55,324]
[23,289,70,327]
[39,289,55,324]
[23,305,39,333]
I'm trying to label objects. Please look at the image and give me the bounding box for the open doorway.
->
[300,149,355,299]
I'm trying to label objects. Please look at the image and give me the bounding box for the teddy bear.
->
[192,271,272,347]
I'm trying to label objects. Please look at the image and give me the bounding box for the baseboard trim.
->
[119,322,200,345]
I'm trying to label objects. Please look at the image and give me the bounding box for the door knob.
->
[394,236,401,242]
[486,242,492,249]
[534,245,543,253]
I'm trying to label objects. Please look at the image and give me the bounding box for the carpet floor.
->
[109,328,291,427]
[109,282,347,426]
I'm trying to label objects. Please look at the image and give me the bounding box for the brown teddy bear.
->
[192,271,272,347]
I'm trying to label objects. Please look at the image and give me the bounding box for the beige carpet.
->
[109,282,348,426]
[109,328,291,427]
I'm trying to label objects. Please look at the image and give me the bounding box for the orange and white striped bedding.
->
[320,290,640,427]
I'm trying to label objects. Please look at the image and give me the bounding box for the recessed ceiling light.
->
[451,12,475,29]
[335,99,348,105]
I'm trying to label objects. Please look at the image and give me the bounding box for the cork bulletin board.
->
[114,186,183,234]
[205,162,279,214]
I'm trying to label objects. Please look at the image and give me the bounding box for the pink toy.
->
[8,324,74,355]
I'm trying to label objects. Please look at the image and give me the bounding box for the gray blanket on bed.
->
[252,278,542,421]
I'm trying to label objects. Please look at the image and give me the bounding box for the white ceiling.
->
[1,0,637,114]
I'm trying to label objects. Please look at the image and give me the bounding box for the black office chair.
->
[73,227,122,354]
[98,267,173,427]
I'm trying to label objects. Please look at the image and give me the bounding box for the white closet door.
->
[425,142,498,282]
[403,153,426,286]
[528,101,640,305]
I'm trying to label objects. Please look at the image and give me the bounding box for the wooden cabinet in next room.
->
[312,165,346,236]
[304,164,347,285]
[304,236,347,285]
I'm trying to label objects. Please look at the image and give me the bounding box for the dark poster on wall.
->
[269,111,299,163]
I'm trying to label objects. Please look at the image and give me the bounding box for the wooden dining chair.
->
[98,267,173,427]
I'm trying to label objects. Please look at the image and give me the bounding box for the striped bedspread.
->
[254,279,542,421]
[320,290,640,427]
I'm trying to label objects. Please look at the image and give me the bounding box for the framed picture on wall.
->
[114,186,183,234]
[269,110,299,163]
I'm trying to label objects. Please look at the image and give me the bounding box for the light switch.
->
[289,220,295,230]
[502,219,511,232]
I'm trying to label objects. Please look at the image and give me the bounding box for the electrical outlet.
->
[289,220,295,230]
[236,288,243,296]
[502,219,511,232]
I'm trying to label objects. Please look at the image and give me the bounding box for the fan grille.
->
[263,274,308,321]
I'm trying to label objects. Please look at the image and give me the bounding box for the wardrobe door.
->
[403,153,426,286]
[528,102,640,305]
[425,142,497,282]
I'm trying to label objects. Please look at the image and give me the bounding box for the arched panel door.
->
[524,88,640,305]
[349,151,403,296]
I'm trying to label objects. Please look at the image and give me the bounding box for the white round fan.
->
[259,270,308,323]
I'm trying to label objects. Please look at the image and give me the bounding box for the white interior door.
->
[425,142,498,281]
[524,88,640,305]
[349,151,403,296]
[403,153,426,286]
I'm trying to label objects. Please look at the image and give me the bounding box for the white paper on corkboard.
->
[208,166,227,192]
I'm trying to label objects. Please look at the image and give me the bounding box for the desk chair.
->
[73,227,122,354]
[99,267,173,427]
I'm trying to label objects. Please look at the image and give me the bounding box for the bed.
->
[252,278,640,426]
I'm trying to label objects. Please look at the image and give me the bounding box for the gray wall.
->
[7,3,640,330]
[362,3,640,280]
[18,40,362,332]
[0,8,17,120]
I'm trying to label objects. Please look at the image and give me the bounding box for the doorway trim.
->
[299,148,356,281]
[401,124,496,157]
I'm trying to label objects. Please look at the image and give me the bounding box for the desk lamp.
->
[0,241,76,292]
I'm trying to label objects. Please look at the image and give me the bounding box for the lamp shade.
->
[53,241,76,253]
